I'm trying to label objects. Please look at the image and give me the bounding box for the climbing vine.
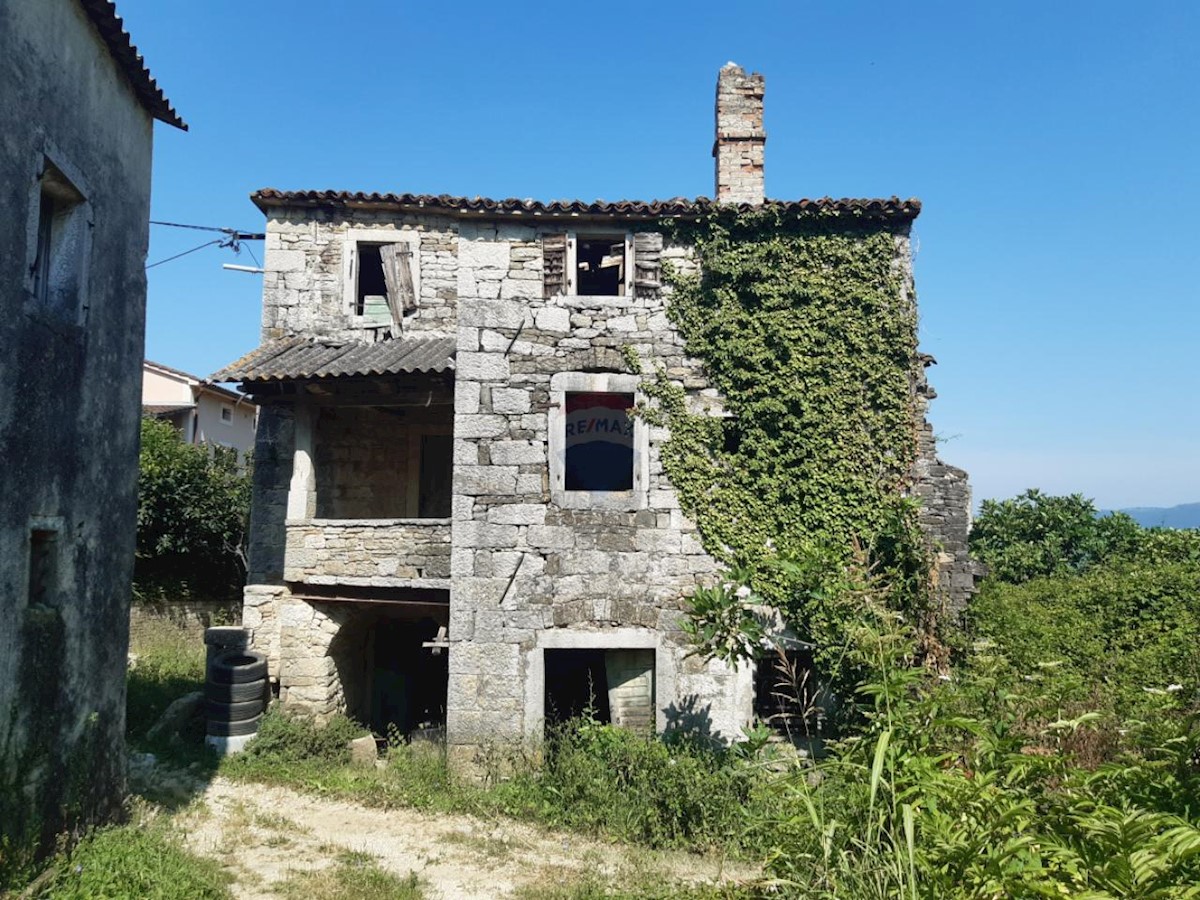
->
[639,207,933,683]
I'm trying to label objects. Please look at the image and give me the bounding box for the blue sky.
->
[122,0,1199,510]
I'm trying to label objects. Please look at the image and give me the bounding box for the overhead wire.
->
[145,239,223,270]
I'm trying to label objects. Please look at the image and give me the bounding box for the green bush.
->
[136,417,251,603]
[762,613,1200,898]
[489,719,774,851]
[229,707,365,768]
[967,560,1200,720]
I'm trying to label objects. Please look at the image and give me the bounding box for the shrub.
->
[969,489,1142,584]
[136,417,250,603]
[230,707,365,768]
[967,560,1200,721]
[489,718,775,851]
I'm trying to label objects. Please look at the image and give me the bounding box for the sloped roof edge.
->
[251,190,920,221]
[78,0,186,130]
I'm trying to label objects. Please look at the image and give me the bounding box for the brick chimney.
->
[713,62,765,205]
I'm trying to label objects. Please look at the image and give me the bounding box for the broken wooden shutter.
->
[605,649,655,731]
[542,233,568,298]
[633,232,662,299]
[380,243,417,327]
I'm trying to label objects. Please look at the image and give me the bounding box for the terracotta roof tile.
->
[251,190,920,221]
[78,0,186,130]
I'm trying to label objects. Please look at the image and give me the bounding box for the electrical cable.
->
[145,239,222,270]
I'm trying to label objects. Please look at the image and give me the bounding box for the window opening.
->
[28,529,59,607]
[31,161,85,314]
[220,407,233,423]
[564,392,634,492]
[576,235,625,296]
[754,647,825,741]
[544,648,654,732]
[355,244,388,317]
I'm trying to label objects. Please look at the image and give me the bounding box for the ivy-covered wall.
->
[639,206,977,671]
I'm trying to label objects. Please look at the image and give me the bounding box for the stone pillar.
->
[287,403,316,520]
[713,62,766,205]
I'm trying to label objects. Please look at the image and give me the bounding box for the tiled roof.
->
[210,336,456,383]
[78,0,186,130]
[251,190,920,221]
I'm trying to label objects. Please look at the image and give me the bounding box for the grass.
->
[26,822,232,900]
[271,851,425,899]
[220,710,781,856]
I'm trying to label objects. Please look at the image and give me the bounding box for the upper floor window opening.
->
[542,232,636,298]
[343,229,420,332]
[31,159,87,318]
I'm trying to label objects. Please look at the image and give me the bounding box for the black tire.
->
[206,713,262,737]
[206,677,268,704]
[205,698,264,722]
[209,650,267,685]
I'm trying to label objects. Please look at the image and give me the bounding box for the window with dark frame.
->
[576,235,626,296]
[220,406,233,423]
[563,392,634,492]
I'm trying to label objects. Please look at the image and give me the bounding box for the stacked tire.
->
[206,650,268,739]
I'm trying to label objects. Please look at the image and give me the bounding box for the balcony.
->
[284,518,451,588]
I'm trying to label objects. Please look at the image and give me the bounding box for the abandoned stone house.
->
[213,64,974,756]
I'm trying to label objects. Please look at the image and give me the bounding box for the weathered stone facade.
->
[0,0,183,855]
[217,63,974,756]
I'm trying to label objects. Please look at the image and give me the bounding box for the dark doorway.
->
[328,605,448,739]
[544,649,610,725]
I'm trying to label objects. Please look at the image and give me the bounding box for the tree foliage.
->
[135,417,251,602]
[969,489,1143,583]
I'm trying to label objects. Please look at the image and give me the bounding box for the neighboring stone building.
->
[143,359,258,459]
[0,0,185,854]
[213,64,974,758]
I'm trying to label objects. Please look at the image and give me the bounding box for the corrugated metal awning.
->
[210,336,456,383]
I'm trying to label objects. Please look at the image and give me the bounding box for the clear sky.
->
[121,0,1198,511]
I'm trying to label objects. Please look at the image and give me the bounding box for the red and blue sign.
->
[564,392,634,491]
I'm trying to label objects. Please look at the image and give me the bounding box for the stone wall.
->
[1,0,160,853]
[314,405,414,519]
[262,211,458,342]
[284,520,451,585]
[448,219,752,747]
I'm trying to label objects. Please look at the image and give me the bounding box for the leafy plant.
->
[136,417,251,603]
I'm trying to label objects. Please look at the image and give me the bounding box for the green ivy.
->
[641,207,931,678]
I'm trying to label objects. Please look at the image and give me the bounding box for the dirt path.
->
[175,776,756,899]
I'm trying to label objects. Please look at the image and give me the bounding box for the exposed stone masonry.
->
[284,520,451,585]
[714,62,766,205]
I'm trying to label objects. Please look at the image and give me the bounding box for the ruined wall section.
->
[449,219,753,749]
[893,234,981,616]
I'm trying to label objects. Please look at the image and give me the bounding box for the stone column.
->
[287,402,316,520]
